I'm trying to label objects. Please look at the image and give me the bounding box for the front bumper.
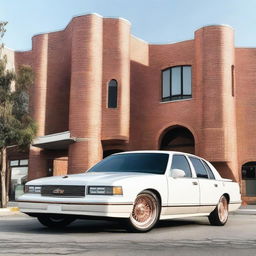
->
[18,201,133,218]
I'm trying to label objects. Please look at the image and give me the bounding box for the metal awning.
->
[32,131,76,150]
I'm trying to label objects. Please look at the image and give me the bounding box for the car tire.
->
[208,195,229,226]
[126,190,160,232]
[37,214,75,228]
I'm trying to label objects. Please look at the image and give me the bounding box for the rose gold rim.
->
[218,196,228,223]
[130,194,157,229]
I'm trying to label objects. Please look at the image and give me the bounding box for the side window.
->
[202,160,215,179]
[171,155,192,177]
[189,157,208,179]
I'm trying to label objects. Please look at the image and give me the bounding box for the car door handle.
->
[192,181,198,185]
[214,184,218,187]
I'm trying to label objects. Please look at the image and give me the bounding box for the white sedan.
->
[17,151,241,232]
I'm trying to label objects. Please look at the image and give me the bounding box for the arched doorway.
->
[159,126,195,154]
[103,149,124,158]
[242,162,256,197]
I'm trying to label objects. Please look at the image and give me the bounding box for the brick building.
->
[6,14,256,203]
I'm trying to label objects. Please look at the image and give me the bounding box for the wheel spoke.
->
[131,194,157,229]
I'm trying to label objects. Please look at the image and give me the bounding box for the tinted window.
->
[162,70,170,98]
[183,66,192,95]
[108,79,118,108]
[202,160,215,179]
[88,153,169,175]
[171,155,192,177]
[161,65,192,102]
[171,67,181,95]
[189,157,208,179]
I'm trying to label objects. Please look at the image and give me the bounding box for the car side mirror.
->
[171,169,186,178]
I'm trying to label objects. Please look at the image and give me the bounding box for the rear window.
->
[189,157,209,179]
[88,153,169,175]
[202,160,215,179]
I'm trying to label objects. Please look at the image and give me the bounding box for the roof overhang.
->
[32,131,76,150]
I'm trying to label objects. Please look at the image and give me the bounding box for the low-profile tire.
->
[208,195,229,226]
[37,214,75,228]
[126,190,160,233]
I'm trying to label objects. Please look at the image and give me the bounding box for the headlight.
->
[24,185,42,194]
[88,186,123,195]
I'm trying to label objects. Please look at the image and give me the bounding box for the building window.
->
[242,162,256,196]
[162,65,192,102]
[108,79,118,108]
[9,159,29,201]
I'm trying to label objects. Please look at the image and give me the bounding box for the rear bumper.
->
[18,201,133,218]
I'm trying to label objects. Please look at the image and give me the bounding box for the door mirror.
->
[171,169,186,178]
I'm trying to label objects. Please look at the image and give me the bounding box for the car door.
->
[188,157,222,214]
[166,154,200,215]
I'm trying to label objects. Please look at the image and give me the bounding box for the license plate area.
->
[47,204,61,212]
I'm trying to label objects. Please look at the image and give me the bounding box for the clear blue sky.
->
[1,0,256,51]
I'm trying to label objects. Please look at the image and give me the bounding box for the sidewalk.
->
[233,204,256,215]
[0,206,20,216]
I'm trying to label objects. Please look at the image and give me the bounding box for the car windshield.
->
[88,153,169,175]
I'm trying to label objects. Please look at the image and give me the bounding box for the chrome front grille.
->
[41,185,85,197]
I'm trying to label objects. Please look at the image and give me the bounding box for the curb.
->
[233,209,256,215]
[0,207,20,216]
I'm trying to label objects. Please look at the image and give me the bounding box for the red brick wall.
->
[102,18,130,141]
[236,48,256,177]
[45,30,71,134]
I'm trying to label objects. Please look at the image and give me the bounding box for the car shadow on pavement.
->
[156,218,209,229]
[0,216,210,234]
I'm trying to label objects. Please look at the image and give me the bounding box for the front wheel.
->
[126,190,160,232]
[208,195,229,226]
[37,214,76,228]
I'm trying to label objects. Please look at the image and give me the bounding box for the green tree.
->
[0,22,37,208]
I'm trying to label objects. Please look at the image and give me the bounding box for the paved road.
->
[0,213,255,255]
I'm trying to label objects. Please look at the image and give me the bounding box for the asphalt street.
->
[0,213,255,255]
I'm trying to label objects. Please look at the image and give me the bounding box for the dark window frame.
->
[108,79,118,108]
[161,65,192,102]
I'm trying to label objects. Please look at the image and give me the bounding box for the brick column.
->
[28,34,48,180]
[68,14,103,174]
[195,25,238,180]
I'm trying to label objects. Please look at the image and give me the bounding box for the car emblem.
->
[53,188,65,195]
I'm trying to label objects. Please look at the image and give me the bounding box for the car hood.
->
[26,172,161,186]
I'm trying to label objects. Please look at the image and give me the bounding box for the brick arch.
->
[157,123,198,154]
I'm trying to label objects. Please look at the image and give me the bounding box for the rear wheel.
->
[37,214,75,228]
[208,195,229,226]
[126,190,160,232]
